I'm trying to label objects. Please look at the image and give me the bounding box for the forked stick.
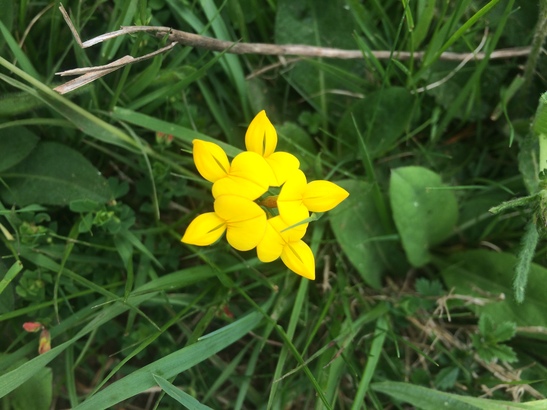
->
[54,3,532,94]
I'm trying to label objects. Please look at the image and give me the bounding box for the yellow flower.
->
[182,110,350,281]
[277,169,350,222]
[245,110,300,186]
[192,139,275,200]
[256,207,315,279]
[181,195,267,251]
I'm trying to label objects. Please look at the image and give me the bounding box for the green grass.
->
[1,0,547,409]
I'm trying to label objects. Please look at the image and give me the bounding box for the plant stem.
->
[533,93,547,173]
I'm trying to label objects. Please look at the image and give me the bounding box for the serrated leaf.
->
[491,321,517,343]
[415,278,444,296]
[390,166,458,267]
[0,126,39,172]
[487,344,518,363]
[0,142,112,206]
[478,314,496,336]
[473,333,518,364]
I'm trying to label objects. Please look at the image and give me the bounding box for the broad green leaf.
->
[0,0,13,49]
[152,374,213,410]
[372,381,538,409]
[0,127,39,172]
[389,166,458,267]
[9,367,52,410]
[329,180,404,289]
[337,87,415,158]
[0,142,112,206]
[274,0,362,112]
[73,309,265,410]
[68,199,102,213]
[434,367,459,390]
[440,250,547,333]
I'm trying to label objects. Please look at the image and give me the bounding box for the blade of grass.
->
[73,306,267,410]
[0,291,158,398]
[0,57,140,152]
[350,316,388,410]
[0,20,40,79]
[202,343,252,404]
[153,374,214,410]
[53,221,80,324]
[353,115,392,232]
[268,222,332,409]
[0,260,23,295]
[434,0,515,139]
[111,107,241,157]
[65,345,79,407]
[0,264,218,397]
[421,0,501,71]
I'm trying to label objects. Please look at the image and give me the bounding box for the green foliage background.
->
[1,0,547,409]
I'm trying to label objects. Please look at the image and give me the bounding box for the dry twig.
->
[54,3,532,94]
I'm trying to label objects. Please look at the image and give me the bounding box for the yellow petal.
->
[278,169,307,201]
[278,206,309,242]
[281,240,315,280]
[212,176,265,200]
[181,212,226,246]
[214,196,267,251]
[266,152,300,186]
[303,181,350,212]
[192,139,230,183]
[245,110,277,157]
[212,151,274,199]
[277,169,307,221]
[256,218,284,262]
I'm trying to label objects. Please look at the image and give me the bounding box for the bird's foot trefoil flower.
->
[181,110,349,280]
